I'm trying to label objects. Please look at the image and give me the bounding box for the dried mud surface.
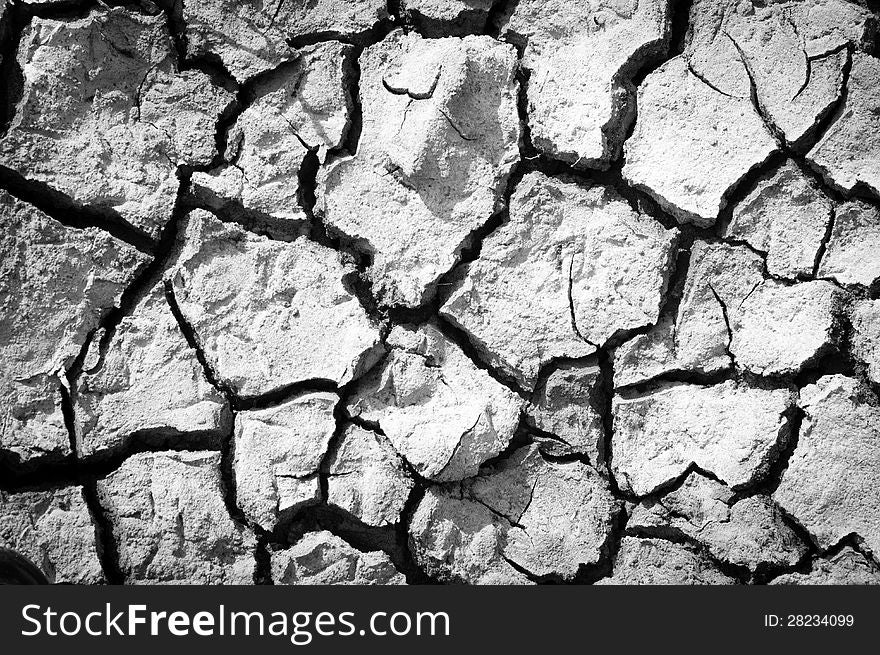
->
[1,0,879,585]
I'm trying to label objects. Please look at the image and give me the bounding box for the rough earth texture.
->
[75,283,231,458]
[0,486,104,584]
[347,323,522,481]
[168,210,383,397]
[97,451,256,584]
[318,29,521,307]
[272,531,405,585]
[629,473,807,571]
[410,446,621,583]
[1,190,149,468]
[0,8,234,241]
[234,392,338,531]
[501,0,673,169]
[2,1,879,587]
[613,380,794,496]
[775,375,880,555]
[441,172,677,390]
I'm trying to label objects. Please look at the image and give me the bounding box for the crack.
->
[668,0,694,56]
[566,254,601,349]
[435,315,530,400]
[0,165,157,253]
[483,0,515,37]
[216,412,264,544]
[316,391,357,506]
[793,45,853,154]
[792,53,812,102]
[65,191,192,394]
[236,379,340,412]
[381,51,533,324]
[500,554,559,584]
[706,282,737,367]
[164,273,273,548]
[686,63,737,99]
[0,0,26,136]
[244,355,440,584]
[341,397,446,489]
[272,502,438,584]
[152,0,187,66]
[183,191,307,242]
[467,493,527,531]
[432,414,482,481]
[163,280,235,401]
[382,66,441,100]
[623,524,752,583]
[525,422,575,452]
[799,44,853,156]
[81,479,124,584]
[813,205,837,282]
[285,7,397,50]
[726,32,786,150]
[262,0,287,36]
[439,107,476,141]
[25,344,230,582]
[614,367,736,396]
[577,501,628,584]
[301,174,386,328]
[328,43,364,161]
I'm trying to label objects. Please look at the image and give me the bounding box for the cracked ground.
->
[1,0,879,586]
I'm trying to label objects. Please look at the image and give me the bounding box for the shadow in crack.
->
[0,547,49,585]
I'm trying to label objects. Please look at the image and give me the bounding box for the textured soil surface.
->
[1,0,880,585]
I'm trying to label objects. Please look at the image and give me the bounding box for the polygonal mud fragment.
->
[470,446,621,579]
[851,300,880,385]
[272,531,405,585]
[816,200,880,287]
[98,451,256,584]
[191,41,355,224]
[685,0,871,150]
[0,486,104,584]
[526,360,604,460]
[731,280,842,376]
[613,242,762,387]
[613,316,689,389]
[410,445,620,582]
[442,172,677,390]
[234,392,338,531]
[622,56,778,227]
[776,375,880,555]
[809,53,880,198]
[614,242,841,383]
[409,485,531,584]
[327,424,414,527]
[596,537,735,585]
[0,191,149,468]
[347,323,522,481]
[771,547,880,585]
[168,210,383,397]
[0,8,234,240]
[613,380,794,496]
[401,0,494,36]
[318,30,521,307]
[501,0,672,168]
[723,159,833,279]
[183,0,388,83]
[630,473,807,572]
[75,284,230,458]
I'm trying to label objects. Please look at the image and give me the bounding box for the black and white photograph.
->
[0,0,878,650]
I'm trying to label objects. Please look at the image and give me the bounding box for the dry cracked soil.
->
[1,0,880,586]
